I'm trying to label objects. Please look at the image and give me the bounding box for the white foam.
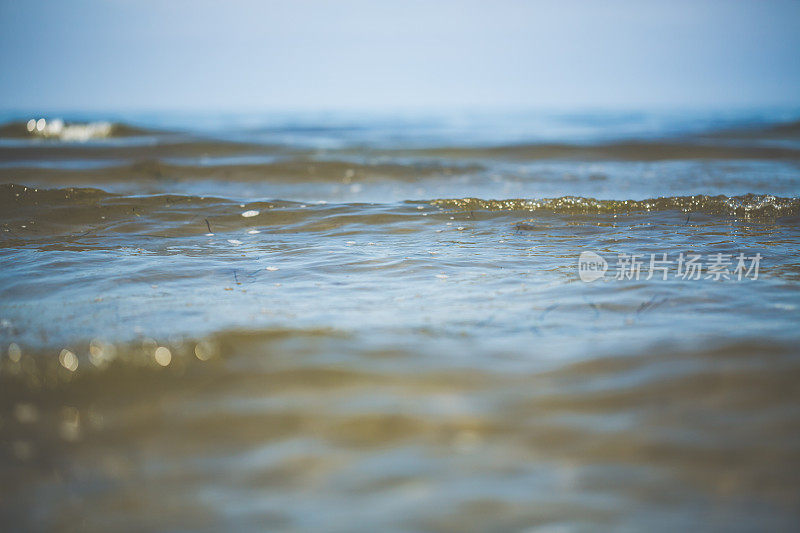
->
[25,118,114,141]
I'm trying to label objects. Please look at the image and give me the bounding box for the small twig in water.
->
[539,303,558,321]
[637,295,667,315]
[205,218,212,232]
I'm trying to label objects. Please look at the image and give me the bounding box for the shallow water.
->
[1,110,800,531]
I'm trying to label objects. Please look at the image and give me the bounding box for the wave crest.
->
[432,194,800,218]
[0,119,153,141]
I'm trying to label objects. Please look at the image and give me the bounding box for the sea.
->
[1,108,799,531]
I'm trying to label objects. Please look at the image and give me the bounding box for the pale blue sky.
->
[1,0,799,111]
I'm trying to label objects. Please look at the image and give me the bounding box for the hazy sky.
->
[1,0,799,111]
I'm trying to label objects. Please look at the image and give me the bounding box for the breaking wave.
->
[433,194,800,218]
[2,184,798,224]
[0,119,155,141]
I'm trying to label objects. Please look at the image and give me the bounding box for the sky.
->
[1,0,799,112]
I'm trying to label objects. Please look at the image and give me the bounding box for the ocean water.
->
[1,110,800,531]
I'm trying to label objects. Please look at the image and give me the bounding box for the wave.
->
[2,330,798,475]
[1,185,798,227]
[433,193,800,218]
[762,119,800,137]
[0,157,481,185]
[0,326,794,383]
[0,119,158,141]
[2,329,798,530]
[384,141,800,161]
[707,119,800,140]
[2,123,800,163]
[0,139,294,165]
